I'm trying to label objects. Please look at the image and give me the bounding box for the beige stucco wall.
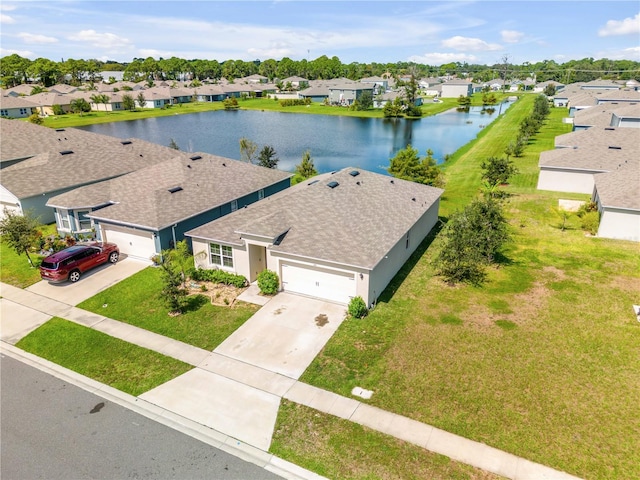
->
[537,168,597,194]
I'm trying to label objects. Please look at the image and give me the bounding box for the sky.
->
[0,1,638,66]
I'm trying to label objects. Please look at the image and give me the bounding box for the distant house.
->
[46,154,292,260]
[359,76,388,93]
[572,103,640,130]
[592,163,640,241]
[193,84,227,102]
[28,92,74,115]
[187,168,443,306]
[534,80,564,93]
[281,76,309,89]
[0,95,38,118]
[441,80,473,98]
[327,82,374,106]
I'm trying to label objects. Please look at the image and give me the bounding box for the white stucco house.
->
[186,168,443,306]
[440,80,473,98]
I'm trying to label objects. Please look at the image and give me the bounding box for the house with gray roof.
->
[441,80,472,98]
[592,162,639,241]
[327,82,374,106]
[0,119,180,222]
[46,153,292,260]
[0,95,38,118]
[186,168,443,306]
[572,103,640,130]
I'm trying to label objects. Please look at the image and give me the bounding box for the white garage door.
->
[281,262,356,304]
[102,225,156,260]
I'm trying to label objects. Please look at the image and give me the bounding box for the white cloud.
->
[0,13,15,24]
[0,4,16,11]
[441,36,502,51]
[0,47,33,58]
[67,30,131,49]
[408,52,478,65]
[501,30,524,43]
[598,13,640,36]
[17,32,58,44]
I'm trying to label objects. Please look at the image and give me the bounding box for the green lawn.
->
[77,267,259,350]
[271,400,502,480]
[293,97,640,479]
[0,223,57,288]
[16,317,192,396]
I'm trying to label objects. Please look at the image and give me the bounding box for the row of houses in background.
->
[6,74,636,117]
[0,118,443,307]
[537,82,640,242]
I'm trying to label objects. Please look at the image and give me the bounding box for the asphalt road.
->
[1,354,283,480]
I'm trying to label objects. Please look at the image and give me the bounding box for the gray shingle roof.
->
[186,168,443,270]
[1,119,181,197]
[539,145,639,172]
[594,162,640,211]
[573,103,640,127]
[555,127,640,149]
[48,153,292,230]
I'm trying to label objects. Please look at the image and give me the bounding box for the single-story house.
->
[281,76,309,89]
[554,126,638,150]
[46,154,292,260]
[592,162,640,242]
[534,80,564,93]
[441,80,473,98]
[193,84,227,102]
[572,103,640,130]
[580,80,620,91]
[0,95,38,118]
[0,119,180,221]
[537,144,638,194]
[186,168,443,306]
[297,85,330,103]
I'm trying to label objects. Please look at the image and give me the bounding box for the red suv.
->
[40,242,120,283]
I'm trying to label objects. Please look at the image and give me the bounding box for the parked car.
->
[40,242,119,283]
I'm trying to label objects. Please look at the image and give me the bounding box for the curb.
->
[1,343,327,480]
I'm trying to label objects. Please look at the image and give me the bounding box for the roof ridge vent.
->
[608,146,622,150]
[55,128,65,132]
[59,150,74,155]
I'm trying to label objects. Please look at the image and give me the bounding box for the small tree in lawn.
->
[122,93,136,111]
[28,113,43,125]
[257,145,279,169]
[388,145,444,187]
[158,250,188,314]
[166,239,193,289]
[136,92,147,109]
[0,208,41,267]
[294,150,318,182]
[481,156,519,187]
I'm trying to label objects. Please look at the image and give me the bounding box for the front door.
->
[248,244,266,282]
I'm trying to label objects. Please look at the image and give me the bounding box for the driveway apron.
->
[140,292,347,450]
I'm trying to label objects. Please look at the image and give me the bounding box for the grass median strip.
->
[16,317,192,396]
[77,267,259,350]
[271,400,502,480]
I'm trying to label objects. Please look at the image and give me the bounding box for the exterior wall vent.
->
[168,186,183,193]
[327,181,339,189]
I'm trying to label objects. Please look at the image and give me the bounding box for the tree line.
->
[2,53,638,88]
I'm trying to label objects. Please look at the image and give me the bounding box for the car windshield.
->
[41,261,58,269]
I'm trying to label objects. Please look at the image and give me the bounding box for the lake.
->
[79,102,513,175]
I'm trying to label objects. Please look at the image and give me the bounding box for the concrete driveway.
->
[26,256,149,306]
[214,292,347,379]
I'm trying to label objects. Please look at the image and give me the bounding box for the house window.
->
[20,108,28,115]
[231,199,238,212]
[210,243,233,268]
[57,210,70,230]
[0,110,7,116]
[77,210,92,231]
[258,189,265,200]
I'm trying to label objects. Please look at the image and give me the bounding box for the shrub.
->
[577,201,598,218]
[580,211,600,235]
[257,269,279,295]
[28,113,43,125]
[52,104,65,116]
[348,296,368,319]
[190,268,247,288]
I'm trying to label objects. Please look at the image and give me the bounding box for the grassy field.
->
[16,317,192,396]
[271,400,502,480]
[77,267,259,350]
[282,96,640,479]
[0,223,57,288]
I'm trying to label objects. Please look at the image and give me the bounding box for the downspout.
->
[171,224,177,248]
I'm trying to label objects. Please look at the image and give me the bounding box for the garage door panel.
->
[281,262,355,304]
[102,226,155,260]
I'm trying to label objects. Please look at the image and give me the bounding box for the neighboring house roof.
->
[573,103,640,127]
[48,153,292,231]
[187,168,443,270]
[594,162,640,211]
[27,92,72,107]
[580,79,620,89]
[3,84,34,95]
[1,120,180,198]
[554,126,640,149]
[0,96,39,110]
[538,144,639,172]
[443,80,472,86]
[48,84,78,94]
[328,82,372,92]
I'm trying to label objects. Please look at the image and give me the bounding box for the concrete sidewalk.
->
[0,282,582,480]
